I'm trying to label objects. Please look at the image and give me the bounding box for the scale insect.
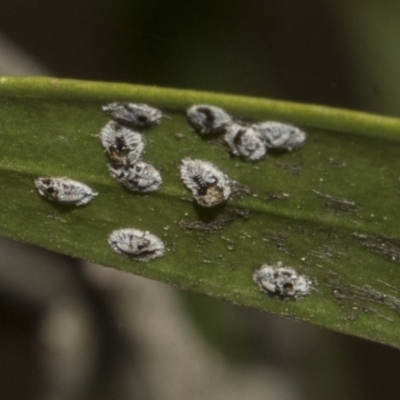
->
[253,262,311,299]
[109,161,162,192]
[187,104,233,135]
[253,121,306,151]
[99,120,145,166]
[34,177,98,206]
[224,123,267,160]
[179,158,231,207]
[108,228,165,262]
[102,102,163,128]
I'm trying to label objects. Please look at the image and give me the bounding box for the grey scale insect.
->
[108,228,165,262]
[99,120,145,166]
[187,104,233,134]
[224,123,267,160]
[252,121,306,151]
[102,102,163,128]
[179,158,231,207]
[108,161,162,192]
[253,262,311,299]
[35,177,97,206]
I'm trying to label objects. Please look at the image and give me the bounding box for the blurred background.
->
[1,1,400,399]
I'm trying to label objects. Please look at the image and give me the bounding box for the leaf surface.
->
[1,76,400,347]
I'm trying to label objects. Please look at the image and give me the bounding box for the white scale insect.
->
[108,228,165,262]
[179,158,231,207]
[108,161,162,192]
[35,177,98,206]
[99,120,145,166]
[253,121,306,151]
[187,104,232,135]
[224,123,266,161]
[253,262,311,299]
[102,102,163,128]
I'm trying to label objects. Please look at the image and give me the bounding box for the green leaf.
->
[1,76,400,348]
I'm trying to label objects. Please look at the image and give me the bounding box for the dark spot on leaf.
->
[353,233,400,264]
[265,192,290,201]
[327,278,400,322]
[312,189,357,213]
[179,216,236,233]
[275,161,303,176]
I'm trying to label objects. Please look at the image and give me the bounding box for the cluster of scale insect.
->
[33,100,311,271]
[35,177,98,206]
[108,161,162,193]
[102,102,163,129]
[179,158,231,207]
[253,262,311,299]
[100,102,163,193]
[252,121,306,152]
[187,104,307,161]
[187,104,232,134]
[224,124,266,161]
[108,228,165,262]
[100,120,145,167]
[185,105,314,297]
[100,103,165,260]
[32,102,167,264]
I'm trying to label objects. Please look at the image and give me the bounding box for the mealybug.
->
[100,120,145,166]
[109,162,162,192]
[224,123,267,160]
[102,102,163,128]
[179,158,231,207]
[108,228,165,262]
[35,177,98,206]
[187,104,232,134]
[253,262,311,299]
[253,122,306,151]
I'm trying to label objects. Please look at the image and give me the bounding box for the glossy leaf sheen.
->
[1,76,400,347]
